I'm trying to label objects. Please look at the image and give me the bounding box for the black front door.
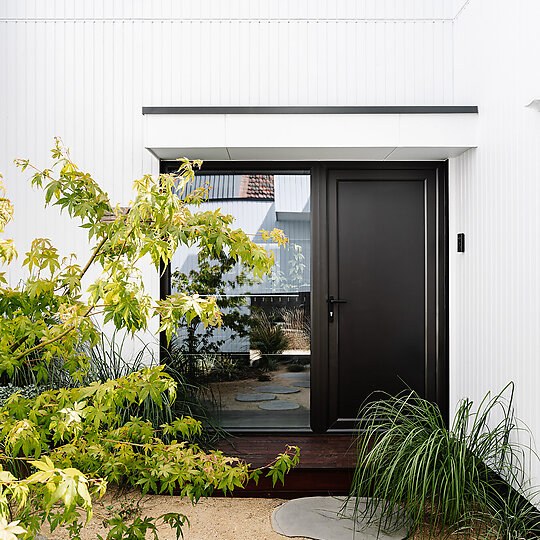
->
[311,165,447,432]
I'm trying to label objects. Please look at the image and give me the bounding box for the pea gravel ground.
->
[40,489,474,540]
[41,490,309,540]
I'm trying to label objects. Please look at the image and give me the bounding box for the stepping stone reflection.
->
[259,400,300,411]
[252,385,300,394]
[235,393,277,402]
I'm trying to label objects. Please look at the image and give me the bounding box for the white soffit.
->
[143,107,478,161]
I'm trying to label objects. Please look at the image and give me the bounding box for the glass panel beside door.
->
[168,171,311,429]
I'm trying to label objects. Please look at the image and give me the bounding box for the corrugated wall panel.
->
[0,9,454,266]
[0,1,458,21]
[275,175,310,214]
[0,1,454,356]
[450,0,540,495]
[0,15,162,349]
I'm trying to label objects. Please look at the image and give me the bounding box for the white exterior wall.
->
[4,0,540,437]
[450,0,540,491]
[0,0,455,350]
[3,0,540,493]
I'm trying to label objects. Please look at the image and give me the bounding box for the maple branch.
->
[11,303,95,364]
[80,235,108,281]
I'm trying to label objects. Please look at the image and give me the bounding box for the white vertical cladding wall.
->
[0,0,454,348]
[0,0,457,23]
[450,0,540,490]
[0,12,163,346]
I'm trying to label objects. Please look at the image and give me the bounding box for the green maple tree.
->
[0,140,296,539]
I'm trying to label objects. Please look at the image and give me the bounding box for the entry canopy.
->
[143,106,478,161]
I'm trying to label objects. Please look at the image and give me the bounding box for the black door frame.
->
[159,160,449,433]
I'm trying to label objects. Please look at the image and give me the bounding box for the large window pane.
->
[169,172,311,429]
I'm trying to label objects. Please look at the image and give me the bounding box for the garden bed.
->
[39,488,477,540]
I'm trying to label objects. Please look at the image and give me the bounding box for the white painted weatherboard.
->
[450,0,540,500]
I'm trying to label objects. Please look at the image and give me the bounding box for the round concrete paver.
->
[258,400,300,411]
[251,385,300,394]
[292,381,310,388]
[235,393,277,402]
[277,372,310,381]
[271,496,408,540]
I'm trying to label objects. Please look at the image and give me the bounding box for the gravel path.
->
[41,490,310,540]
[40,489,474,540]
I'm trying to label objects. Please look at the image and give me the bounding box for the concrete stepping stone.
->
[235,393,276,402]
[271,496,408,540]
[277,372,310,381]
[251,385,300,394]
[258,400,300,411]
[292,381,310,388]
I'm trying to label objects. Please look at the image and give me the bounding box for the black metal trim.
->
[214,428,314,435]
[159,160,450,431]
[144,105,478,115]
[181,197,275,203]
[158,260,171,364]
[310,163,328,433]
[437,162,450,426]
[161,161,445,173]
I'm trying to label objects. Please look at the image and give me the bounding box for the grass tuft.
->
[348,383,540,539]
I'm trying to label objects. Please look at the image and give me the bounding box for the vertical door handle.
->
[328,295,347,322]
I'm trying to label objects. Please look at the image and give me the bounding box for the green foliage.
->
[171,252,255,356]
[2,332,221,446]
[0,366,300,538]
[1,139,281,384]
[270,242,307,292]
[265,447,301,487]
[0,384,42,407]
[0,142,299,538]
[0,174,16,278]
[97,512,189,540]
[250,311,288,371]
[164,344,249,386]
[188,353,241,382]
[349,383,540,539]
[82,332,149,382]
[280,306,310,350]
[286,364,305,372]
[81,333,221,444]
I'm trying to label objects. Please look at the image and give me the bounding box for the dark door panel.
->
[323,168,440,430]
[336,179,426,415]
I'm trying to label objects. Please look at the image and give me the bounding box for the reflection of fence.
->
[251,292,310,317]
[252,293,311,351]
[172,292,311,354]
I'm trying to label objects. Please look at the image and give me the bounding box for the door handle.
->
[328,296,347,322]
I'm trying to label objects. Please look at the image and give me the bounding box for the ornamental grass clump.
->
[349,383,540,539]
[250,310,288,371]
